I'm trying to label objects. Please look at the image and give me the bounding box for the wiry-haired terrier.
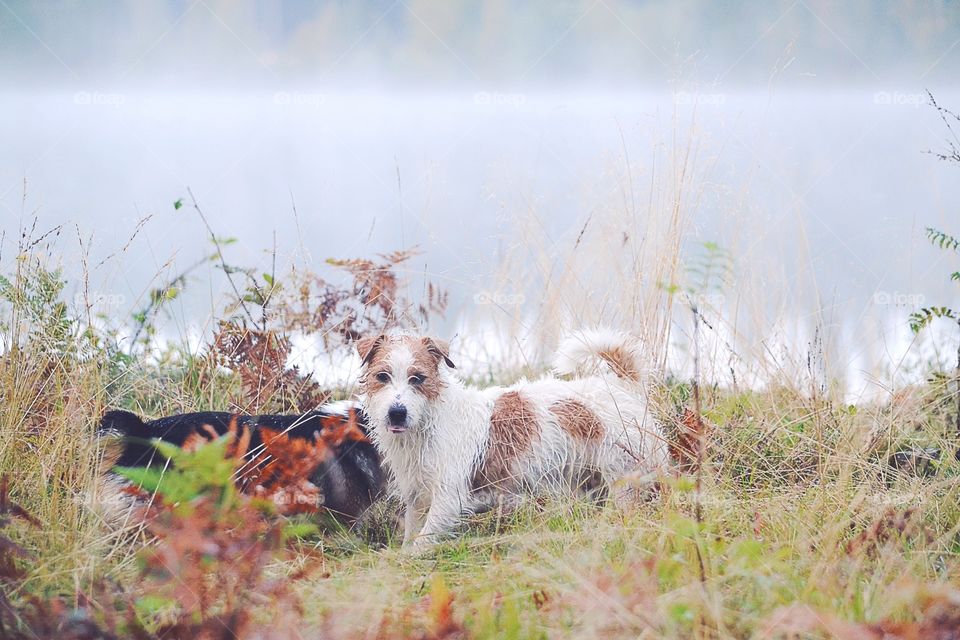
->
[356,329,670,548]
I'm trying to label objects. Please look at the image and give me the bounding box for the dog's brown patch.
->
[359,336,452,400]
[406,337,448,401]
[471,391,540,492]
[362,368,388,394]
[359,335,391,395]
[356,334,386,367]
[598,345,639,380]
[551,399,604,441]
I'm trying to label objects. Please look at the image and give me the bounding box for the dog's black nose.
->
[388,404,407,426]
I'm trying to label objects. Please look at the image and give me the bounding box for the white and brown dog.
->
[356,330,670,548]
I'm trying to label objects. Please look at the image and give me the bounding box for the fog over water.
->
[1,2,959,397]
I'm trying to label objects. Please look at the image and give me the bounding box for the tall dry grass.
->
[0,111,958,638]
[0,234,135,596]
[289,115,960,637]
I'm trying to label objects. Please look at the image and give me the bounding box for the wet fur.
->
[358,331,670,548]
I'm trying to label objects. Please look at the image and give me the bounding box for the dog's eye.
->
[375,372,391,384]
[409,373,426,385]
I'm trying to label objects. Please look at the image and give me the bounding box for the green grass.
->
[294,449,960,637]
[2,233,960,638]
[276,383,960,638]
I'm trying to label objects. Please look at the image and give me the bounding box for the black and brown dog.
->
[99,402,385,522]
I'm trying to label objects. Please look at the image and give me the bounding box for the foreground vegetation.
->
[0,229,959,639]
[3,105,960,636]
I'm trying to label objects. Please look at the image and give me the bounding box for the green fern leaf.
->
[925,227,960,252]
[112,466,166,493]
[909,306,958,333]
[151,439,184,463]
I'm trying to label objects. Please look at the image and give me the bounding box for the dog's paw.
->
[401,536,440,557]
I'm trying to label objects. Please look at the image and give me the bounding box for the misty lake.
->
[2,88,959,395]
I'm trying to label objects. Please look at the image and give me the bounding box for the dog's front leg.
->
[411,487,467,549]
[402,493,428,545]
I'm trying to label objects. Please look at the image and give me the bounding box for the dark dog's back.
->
[99,405,385,522]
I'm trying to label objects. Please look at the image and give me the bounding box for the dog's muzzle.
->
[387,404,408,433]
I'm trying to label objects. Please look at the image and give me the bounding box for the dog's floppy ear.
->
[356,334,386,367]
[422,337,455,369]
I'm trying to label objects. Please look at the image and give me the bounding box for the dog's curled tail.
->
[553,329,646,381]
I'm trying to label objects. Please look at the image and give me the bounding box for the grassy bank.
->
[1,204,959,638]
[296,384,960,638]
